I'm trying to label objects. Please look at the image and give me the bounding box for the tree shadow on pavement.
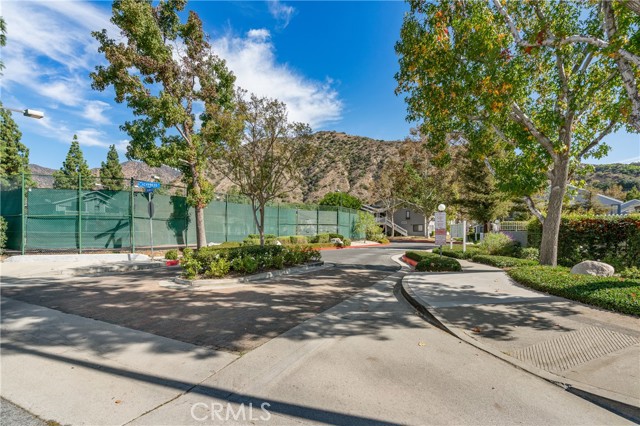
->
[0,265,426,356]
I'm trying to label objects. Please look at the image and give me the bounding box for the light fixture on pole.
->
[3,107,45,119]
[438,204,446,212]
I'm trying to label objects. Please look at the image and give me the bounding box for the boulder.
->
[570,260,615,277]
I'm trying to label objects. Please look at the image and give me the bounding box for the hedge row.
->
[471,255,538,268]
[405,251,462,272]
[527,214,640,269]
[508,266,640,316]
[181,245,321,279]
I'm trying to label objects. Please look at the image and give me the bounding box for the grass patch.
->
[508,266,640,316]
[471,254,538,268]
[405,251,462,272]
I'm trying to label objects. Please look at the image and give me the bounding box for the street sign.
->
[435,211,446,246]
[144,187,154,193]
[138,181,161,189]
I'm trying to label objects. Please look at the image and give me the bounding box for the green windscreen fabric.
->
[2,185,369,251]
[1,187,22,250]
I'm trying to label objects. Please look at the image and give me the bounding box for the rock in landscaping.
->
[570,260,615,277]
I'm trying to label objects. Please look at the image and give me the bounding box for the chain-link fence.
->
[0,173,365,253]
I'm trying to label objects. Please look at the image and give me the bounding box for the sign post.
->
[434,210,446,256]
[138,181,161,258]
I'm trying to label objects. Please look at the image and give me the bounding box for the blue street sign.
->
[145,188,154,193]
[138,181,161,189]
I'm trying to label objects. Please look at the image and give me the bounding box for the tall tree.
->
[374,158,405,237]
[0,102,34,188]
[53,135,96,190]
[221,94,313,246]
[395,139,452,237]
[91,0,236,249]
[626,186,640,201]
[454,149,512,232]
[99,145,125,190]
[318,192,363,210]
[396,1,639,265]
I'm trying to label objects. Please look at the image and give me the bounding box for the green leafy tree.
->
[0,102,34,188]
[91,0,236,249]
[319,192,362,210]
[395,136,456,237]
[221,94,314,247]
[626,186,640,201]
[454,149,512,232]
[53,135,96,190]
[99,145,124,190]
[396,1,639,265]
[0,17,6,73]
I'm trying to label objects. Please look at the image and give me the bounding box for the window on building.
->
[413,224,423,232]
[406,210,411,220]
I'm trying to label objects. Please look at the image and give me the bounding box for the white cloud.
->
[74,128,112,148]
[267,1,295,28]
[82,101,112,125]
[213,30,343,129]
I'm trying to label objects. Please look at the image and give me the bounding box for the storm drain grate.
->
[508,327,639,374]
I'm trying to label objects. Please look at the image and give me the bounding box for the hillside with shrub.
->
[28,133,639,204]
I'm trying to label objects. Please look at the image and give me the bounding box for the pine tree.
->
[0,101,34,188]
[99,145,124,190]
[455,152,512,233]
[53,135,96,190]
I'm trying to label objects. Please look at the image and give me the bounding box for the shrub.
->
[377,237,390,244]
[164,249,179,260]
[527,214,640,269]
[478,233,520,256]
[290,235,308,245]
[620,267,640,280]
[508,266,640,316]
[440,246,482,260]
[343,238,352,247]
[519,247,540,261]
[471,254,538,268]
[205,258,231,278]
[181,244,320,278]
[0,217,7,255]
[406,251,461,271]
[318,233,331,243]
[329,233,344,240]
[181,248,202,279]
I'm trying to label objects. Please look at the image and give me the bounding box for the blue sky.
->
[1,0,638,170]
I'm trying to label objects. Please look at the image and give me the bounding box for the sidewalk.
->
[402,259,640,420]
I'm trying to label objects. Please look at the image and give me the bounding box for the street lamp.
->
[438,204,446,212]
[3,107,44,119]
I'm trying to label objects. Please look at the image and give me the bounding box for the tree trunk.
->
[259,205,265,247]
[190,166,206,249]
[424,216,428,237]
[390,208,396,237]
[195,205,206,249]
[539,157,569,266]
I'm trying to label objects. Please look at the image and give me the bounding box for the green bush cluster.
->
[405,251,462,272]
[620,267,640,280]
[440,245,481,260]
[508,266,640,316]
[181,245,321,279]
[478,233,521,257]
[471,254,538,268]
[519,247,539,261]
[164,249,179,260]
[527,214,640,269]
[0,217,7,255]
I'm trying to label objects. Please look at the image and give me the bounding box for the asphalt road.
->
[2,242,632,425]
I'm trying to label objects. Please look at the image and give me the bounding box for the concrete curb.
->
[3,253,151,263]
[400,273,640,422]
[70,261,168,276]
[169,261,330,288]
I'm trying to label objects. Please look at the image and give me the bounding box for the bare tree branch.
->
[510,102,558,159]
